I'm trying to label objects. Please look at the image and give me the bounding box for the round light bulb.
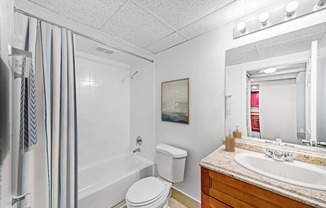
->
[264,68,277,74]
[317,0,326,7]
[237,22,247,34]
[258,12,269,25]
[286,1,299,17]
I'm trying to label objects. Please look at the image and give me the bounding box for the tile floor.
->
[169,198,188,208]
[121,198,188,208]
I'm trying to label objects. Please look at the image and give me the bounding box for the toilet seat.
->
[126,177,172,207]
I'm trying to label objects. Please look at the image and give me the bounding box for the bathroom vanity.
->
[200,140,326,208]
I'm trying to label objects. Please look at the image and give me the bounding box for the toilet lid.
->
[126,177,166,205]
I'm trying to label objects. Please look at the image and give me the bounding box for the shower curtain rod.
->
[14,7,154,63]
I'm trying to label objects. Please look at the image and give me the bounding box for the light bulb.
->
[317,0,326,6]
[237,22,247,34]
[258,12,269,25]
[286,1,299,17]
[264,68,277,74]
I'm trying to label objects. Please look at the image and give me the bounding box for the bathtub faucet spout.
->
[133,148,141,153]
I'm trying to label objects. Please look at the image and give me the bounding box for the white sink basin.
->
[234,152,326,191]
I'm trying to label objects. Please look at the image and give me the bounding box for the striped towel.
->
[19,59,38,152]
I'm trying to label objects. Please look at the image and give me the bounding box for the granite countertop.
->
[200,145,326,208]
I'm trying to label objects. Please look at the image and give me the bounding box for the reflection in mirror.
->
[225,22,326,147]
[246,63,306,145]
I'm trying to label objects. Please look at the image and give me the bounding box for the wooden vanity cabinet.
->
[201,167,313,208]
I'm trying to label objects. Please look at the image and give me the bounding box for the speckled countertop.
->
[200,143,326,208]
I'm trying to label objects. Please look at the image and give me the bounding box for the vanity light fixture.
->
[264,68,277,74]
[286,1,299,17]
[237,22,247,34]
[234,0,326,39]
[258,12,270,26]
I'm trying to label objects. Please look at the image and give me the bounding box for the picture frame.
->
[161,78,189,124]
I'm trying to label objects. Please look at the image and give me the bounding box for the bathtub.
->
[78,154,153,208]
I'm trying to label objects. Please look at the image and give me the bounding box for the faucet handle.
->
[284,152,293,162]
[264,148,273,158]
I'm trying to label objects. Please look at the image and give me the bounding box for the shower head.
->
[130,71,139,79]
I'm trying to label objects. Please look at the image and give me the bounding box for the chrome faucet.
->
[264,148,293,162]
[275,138,282,145]
[133,148,140,153]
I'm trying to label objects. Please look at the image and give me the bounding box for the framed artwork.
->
[161,78,189,124]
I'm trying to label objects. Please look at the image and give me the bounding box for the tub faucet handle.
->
[136,136,143,146]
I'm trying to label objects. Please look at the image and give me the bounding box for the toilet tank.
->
[156,144,187,183]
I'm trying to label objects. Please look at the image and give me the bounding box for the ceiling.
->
[28,0,284,54]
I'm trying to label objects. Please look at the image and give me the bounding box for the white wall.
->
[259,79,297,143]
[130,59,156,162]
[155,10,326,201]
[76,52,131,167]
[317,36,326,143]
[225,65,245,135]
[296,72,306,133]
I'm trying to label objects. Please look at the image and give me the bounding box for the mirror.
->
[225,22,326,147]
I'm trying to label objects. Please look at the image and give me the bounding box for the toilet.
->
[125,144,187,208]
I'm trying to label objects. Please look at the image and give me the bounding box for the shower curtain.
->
[13,13,77,208]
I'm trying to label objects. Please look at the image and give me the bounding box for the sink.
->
[234,152,326,191]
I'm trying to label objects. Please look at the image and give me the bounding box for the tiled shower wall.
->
[75,52,130,168]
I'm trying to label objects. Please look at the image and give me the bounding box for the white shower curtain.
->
[14,13,77,208]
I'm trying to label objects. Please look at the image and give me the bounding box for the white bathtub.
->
[78,154,153,208]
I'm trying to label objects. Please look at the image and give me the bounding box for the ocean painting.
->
[161,78,189,124]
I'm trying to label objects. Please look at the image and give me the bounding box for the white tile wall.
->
[76,52,131,167]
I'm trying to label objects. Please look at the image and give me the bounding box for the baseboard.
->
[171,187,201,208]
[117,187,201,208]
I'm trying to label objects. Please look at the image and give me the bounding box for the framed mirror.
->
[225,22,326,147]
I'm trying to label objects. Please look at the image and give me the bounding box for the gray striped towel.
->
[19,59,38,152]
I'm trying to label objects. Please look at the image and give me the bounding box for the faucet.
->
[275,138,282,145]
[133,148,140,153]
[264,148,293,162]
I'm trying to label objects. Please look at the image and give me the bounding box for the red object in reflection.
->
[251,114,260,132]
[251,92,259,107]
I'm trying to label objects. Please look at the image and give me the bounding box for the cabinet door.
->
[201,193,231,208]
[201,167,313,208]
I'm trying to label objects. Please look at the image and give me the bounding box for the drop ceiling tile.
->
[29,0,127,29]
[145,33,187,54]
[101,1,174,48]
[239,0,283,15]
[179,1,246,39]
[132,0,234,30]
